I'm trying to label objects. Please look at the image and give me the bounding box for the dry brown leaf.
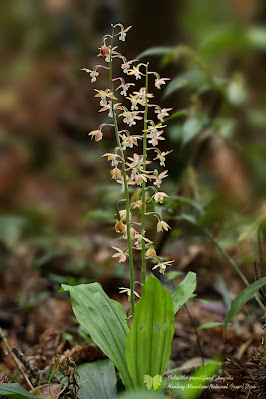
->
[30,384,63,399]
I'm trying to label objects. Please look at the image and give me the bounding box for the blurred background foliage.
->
[0,0,266,307]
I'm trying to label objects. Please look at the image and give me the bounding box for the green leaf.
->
[196,322,223,332]
[171,272,197,314]
[165,109,187,121]
[247,27,266,50]
[126,275,175,389]
[0,215,27,247]
[137,46,175,59]
[0,384,39,399]
[84,209,115,223]
[171,195,203,213]
[77,359,116,399]
[165,271,183,281]
[223,277,266,338]
[182,114,209,146]
[200,26,249,55]
[163,70,206,98]
[61,283,133,390]
[177,214,197,225]
[238,217,265,243]
[171,359,220,399]
[117,390,163,399]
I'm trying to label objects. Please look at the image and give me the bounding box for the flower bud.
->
[115,220,126,233]
[100,44,110,57]
[145,248,157,261]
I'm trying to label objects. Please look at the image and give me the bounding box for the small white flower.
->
[152,260,174,275]
[155,77,170,89]
[103,153,120,167]
[118,287,140,301]
[128,66,143,80]
[118,25,132,41]
[151,169,168,188]
[110,167,122,181]
[88,129,103,141]
[119,110,143,127]
[153,192,169,204]
[120,58,136,74]
[81,68,99,83]
[157,220,171,232]
[154,151,172,167]
[155,107,173,121]
[112,247,127,263]
[130,97,139,111]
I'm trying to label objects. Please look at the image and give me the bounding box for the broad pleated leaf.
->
[0,384,39,399]
[126,275,174,388]
[77,359,116,399]
[171,272,197,314]
[61,283,133,389]
[224,277,266,338]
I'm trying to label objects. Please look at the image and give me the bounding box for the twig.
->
[12,347,39,379]
[257,225,266,298]
[177,216,266,313]
[0,328,34,390]
[203,227,266,312]
[257,224,264,276]
[184,303,205,366]
[169,280,205,366]
[254,261,266,307]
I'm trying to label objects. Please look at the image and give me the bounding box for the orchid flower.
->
[157,220,171,233]
[112,247,127,263]
[118,287,140,301]
[155,107,173,121]
[152,260,174,275]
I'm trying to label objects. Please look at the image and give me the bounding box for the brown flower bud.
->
[100,44,110,57]
[145,248,157,261]
[115,220,126,233]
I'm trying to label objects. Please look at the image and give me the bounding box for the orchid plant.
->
[82,23,173,312]
[61,24,197,392]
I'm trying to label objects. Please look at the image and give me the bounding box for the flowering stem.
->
[141,64,149,287]
[109,27,135,314]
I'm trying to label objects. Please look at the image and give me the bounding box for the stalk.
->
[109,28,135,314]
[141,64,149,286]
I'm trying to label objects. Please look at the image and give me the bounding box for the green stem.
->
[264,330,266,359]
[141,63,149,287]
[177,215,266,312]
[184,217,266,312]
[202,227,265,312]
[109,27,135,314]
